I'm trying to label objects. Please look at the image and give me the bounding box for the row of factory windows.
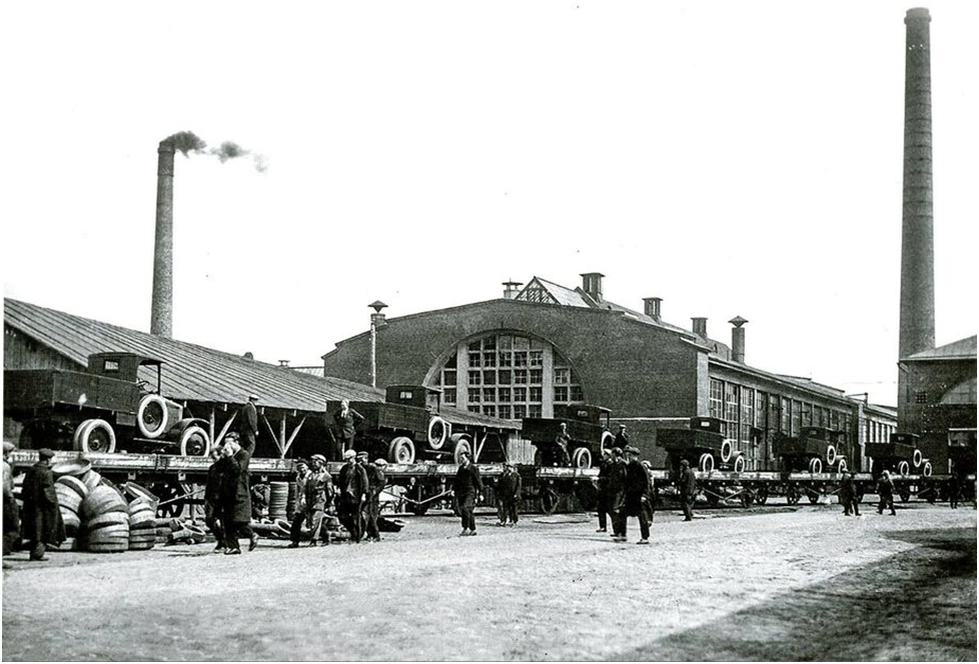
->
[435,333,584,418]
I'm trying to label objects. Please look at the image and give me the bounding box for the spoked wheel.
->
[540,488,559,515]
[153,481,189,519]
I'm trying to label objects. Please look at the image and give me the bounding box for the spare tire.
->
[427,416,449,450]
[720,439,734,464]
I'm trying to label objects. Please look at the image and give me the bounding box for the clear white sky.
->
[2,1,976,407]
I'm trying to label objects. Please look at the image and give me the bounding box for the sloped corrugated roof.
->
[517,277,594,308]
[904,335,977,362]
[4,298,384,411]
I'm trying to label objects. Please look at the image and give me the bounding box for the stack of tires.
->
[127,499,157,551]
[269,481,289,521]
[80,484,130,553]
[52,459,95,552]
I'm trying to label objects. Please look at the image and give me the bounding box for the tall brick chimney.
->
[729,316,748,363]
[580,273,604,302]
[643,297,662,320]
[691,317,708,337]
[150,140,175,337]
[899,7,935,360]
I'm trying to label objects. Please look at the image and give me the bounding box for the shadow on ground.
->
[615,527,977,662]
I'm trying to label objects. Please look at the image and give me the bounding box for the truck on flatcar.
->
[521,403,613,468]
[326,385,513,465]
[865,432,931,478]
[4,352,211,456]
[657,416,746,474]
[773,427,846,474]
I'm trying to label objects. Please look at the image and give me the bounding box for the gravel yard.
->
[2,503,975,661]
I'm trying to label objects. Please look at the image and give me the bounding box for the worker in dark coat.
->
[607,448,628,541]
[840,471,860,516]
[20,448,64,561]
[495,462,522,526]
[238,394,260,453]
[595,447,613,533]
[679,458,697,521]
[204,444,228,552]
[337,448,369,543]
[553,423,572,466]
[289,455,332,546]
[453,451,483,536]
[219,434,259,554]
[613,424,629,450]
[359,452,386,542]
[876,470,897,516]
[331,399,364,461]
[3,441,21,558]
[948,473,960,509]
[624,447,654,544]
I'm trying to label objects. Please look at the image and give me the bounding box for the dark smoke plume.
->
[162,131,267,172]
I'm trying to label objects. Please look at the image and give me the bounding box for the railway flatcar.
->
[521,404,613,468]
[657,417,746,473]
[4,352,210,456]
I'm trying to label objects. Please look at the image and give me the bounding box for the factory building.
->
[322,273,896,470]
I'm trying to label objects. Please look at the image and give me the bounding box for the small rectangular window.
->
[468,353,481,368]
[103,360,120,372]
[498,387,511,402]
[468,370,481,386]
[514,370,528,384]
[444,388,456,404]
[498,370,512,385]
[498,405,512,420]
[483,388,495,402]
[554,386,568,402]
[468,388,481,403]
[514,405,526,419]
[483,371,496,385]
[483,405,496,418]
[514,387,527,402]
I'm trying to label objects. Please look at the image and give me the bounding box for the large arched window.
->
[431,332,583,420]
[941,376,977,405]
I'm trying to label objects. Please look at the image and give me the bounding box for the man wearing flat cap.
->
[360,454,387,542]
[289,454,333,547]
[495,462,521,527]
[679,458,697,522]
[607,447,628,541]
[237,395,259,456]
[337,449,369,543]
[624,447,653,545]
[21,448,64,561]
[453,451,484,536]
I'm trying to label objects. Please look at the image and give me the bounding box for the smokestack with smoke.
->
[150,131,267,337]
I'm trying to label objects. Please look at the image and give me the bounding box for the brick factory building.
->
[322,273,896,470]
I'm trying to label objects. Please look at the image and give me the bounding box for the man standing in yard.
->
[679,458,697,522]
[595,446,613,533]
[204,443,227,552]
[495,462,522,527]
[219,434,260,554]
[840,471,860,517]
[337,448,369,543]
[877,470,897,516]
[290,455,332,547]
[607,447,628,541]
[359,452,386,542]
[3,441,21,559]
[453,451,483,536]
[624,447,654,545]
[20,448,64,561]
[554,422,572,466]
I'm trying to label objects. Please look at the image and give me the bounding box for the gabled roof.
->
[515,277,595,308]
[904,335,977,362]
[4,298,384,411]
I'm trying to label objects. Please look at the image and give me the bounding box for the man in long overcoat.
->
[219,434,259,554]
[204,444,228,552]
[3,441,21,557]
[607,448,628,540]
[495,462,522,526]
[595,447,613,533]
[624,447,654,544]
[21,448,64,561]
[877,470,897,516]
[679,458,697,522]
[453,451,483,536]
[840,471,860,516]
[360,453,386,542]
[238,395,260,452]
[337,449,369,543]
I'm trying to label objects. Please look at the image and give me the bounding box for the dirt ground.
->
[2,502,975,661]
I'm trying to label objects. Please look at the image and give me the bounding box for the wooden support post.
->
[283,416,307,457]
[215,412,237,446]
[280,414,287,459]
[262,414,283,456]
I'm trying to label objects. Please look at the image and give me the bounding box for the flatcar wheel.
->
[153,482,185,519]
[899,488,911,503]
[540,488,559,516]
[785,485,801,506]
[740,487,755,508]
[755,486,769,505]
[807,490,819,504]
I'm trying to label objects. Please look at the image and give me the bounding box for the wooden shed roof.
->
[4,297,384,411]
